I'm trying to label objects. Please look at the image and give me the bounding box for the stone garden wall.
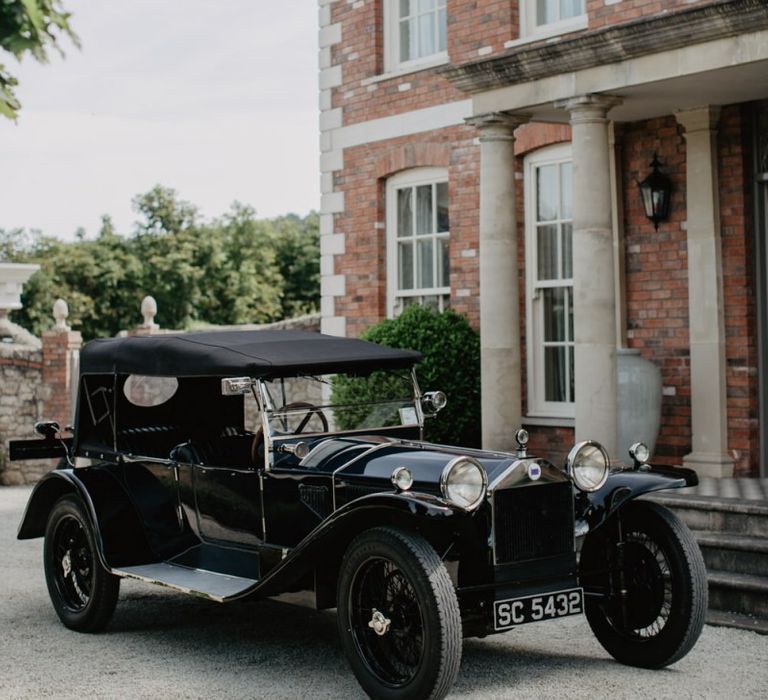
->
[0,320,49,485]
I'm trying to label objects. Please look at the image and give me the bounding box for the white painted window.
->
[386,168,450,316]
[521,0,587,40]
[525,145,574,418]
[384,0,447,73]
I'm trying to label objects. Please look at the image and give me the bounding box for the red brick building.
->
[318,0,768,478]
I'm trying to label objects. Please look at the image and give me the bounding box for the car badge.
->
[527,463,542,481]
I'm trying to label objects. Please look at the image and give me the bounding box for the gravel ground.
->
[1,485,767,699]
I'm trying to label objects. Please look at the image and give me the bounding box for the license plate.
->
[494,587,583,631]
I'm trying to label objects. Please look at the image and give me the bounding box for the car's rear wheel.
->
[44,494,120,632]
[579,500,707,668]
[337,527,462,700]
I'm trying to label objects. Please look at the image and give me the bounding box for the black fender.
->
[17,467,154,570]
[578,464,698,532]
[242,491,478,605]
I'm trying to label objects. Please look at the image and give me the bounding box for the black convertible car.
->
[11,329,707,700]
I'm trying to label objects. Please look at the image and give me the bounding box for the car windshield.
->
[259,369,419,439]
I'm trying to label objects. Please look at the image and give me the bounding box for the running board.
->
[113,563,259,602]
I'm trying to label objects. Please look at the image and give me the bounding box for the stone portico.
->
[443,1,768,477]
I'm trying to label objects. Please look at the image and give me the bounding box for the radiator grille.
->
[493,483,574,564]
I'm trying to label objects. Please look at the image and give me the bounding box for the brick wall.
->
[619,106,759,475]
[447,0,517,64]
[718,106,760,476]
[331,0,464,127]
[586,0,716,29]
[334,125,481,337]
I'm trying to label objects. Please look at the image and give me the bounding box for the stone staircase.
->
[647,478,768,634]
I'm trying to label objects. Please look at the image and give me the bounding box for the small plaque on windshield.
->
[399,407,418,425]
[221,377,254,395]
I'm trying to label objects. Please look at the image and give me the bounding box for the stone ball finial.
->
[140,295,159,329]
[52,298,70,331]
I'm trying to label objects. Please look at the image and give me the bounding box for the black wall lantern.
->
[638,153,672,230]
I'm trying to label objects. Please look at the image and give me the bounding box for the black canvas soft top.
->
[79,329,421,378]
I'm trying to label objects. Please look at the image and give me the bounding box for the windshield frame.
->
[255,368,425,471]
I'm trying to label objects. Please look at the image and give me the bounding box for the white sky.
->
[0,0,320,240]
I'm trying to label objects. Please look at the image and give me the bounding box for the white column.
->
[466,112,528,452]
[558,94,621,457]
[675,106,734,477]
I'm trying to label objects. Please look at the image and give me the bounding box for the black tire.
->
[43,494,120,632]
[337,527,462,700]
[579,500,707,669]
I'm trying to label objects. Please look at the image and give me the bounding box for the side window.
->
[525,145,574,418]
[384,0,447,73]
[522,0,587,40]
[386,168,450,316]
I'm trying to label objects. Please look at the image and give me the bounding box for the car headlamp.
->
[566,441,610,492]
[440,456,487,510]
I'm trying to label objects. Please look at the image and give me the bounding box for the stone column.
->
[465,112,528,452]
[558,94,622,457]
[42,299,82,430]
[675,107,733,477]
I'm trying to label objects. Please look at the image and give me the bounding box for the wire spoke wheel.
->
[350,557,425,686]
[579,500,707,669]
[44,495,120,632]
[337,527,462,700]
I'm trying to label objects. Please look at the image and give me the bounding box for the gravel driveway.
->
[2,485,767,699]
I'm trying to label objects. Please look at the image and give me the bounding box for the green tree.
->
[1,0,77,119]
[332,306,481,447]
[6,186,320,338]
[272,211,320,318]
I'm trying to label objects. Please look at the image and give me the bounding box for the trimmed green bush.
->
[332,306,481,447]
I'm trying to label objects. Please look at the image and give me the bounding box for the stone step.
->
[696,531,768,578]
[707,570,768,619]
[646,493,768,536]
[706,609,768,635]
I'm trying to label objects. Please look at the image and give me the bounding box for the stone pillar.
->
[675,107,733,477]
[466,112,528,452]
[42,299,82,429]
[558,94,622,457]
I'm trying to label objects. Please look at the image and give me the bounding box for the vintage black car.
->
[11,329,707,700]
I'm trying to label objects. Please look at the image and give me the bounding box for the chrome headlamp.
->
[440,456,487,510]
[566,441,610,492]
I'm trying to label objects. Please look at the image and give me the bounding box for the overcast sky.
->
[0,0,319,241]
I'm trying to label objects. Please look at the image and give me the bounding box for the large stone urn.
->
[617,348,662,461]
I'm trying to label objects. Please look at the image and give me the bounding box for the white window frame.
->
[520,0,587,42]
[383,0,448,75]
[525,144,575,419]
[386,167,450,318]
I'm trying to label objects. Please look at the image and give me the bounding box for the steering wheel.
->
[250,402,329,465]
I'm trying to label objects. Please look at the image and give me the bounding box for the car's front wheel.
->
[579,500,707,668]
[337,527,462,700]
[44,494,120,632]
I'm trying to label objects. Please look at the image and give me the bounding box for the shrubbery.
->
[332,306,481,447]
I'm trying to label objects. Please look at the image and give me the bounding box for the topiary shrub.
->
[331,306,481,447]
